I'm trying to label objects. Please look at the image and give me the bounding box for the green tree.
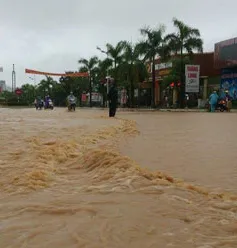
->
[74,68,90,105]
[78,56,98,107]
[163,57,191,87]
[37,76,56,97]
[59,71,76,94]
[138,25,166,107]
[165,18,203,107]
[119,41,148,107]
[106,41,126,80]
[58,70,89,106]
[97,58,113,80]
[21,83,36,105]
[0,91,15,105]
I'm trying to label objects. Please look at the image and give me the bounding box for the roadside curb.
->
[116,108,237,113]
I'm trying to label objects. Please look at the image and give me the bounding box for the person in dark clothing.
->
[107,79,118,117]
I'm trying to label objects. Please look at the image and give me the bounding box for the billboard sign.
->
[155,62,172,71]
[220,68,237,100]
[91,92,102,102]
[147,61,172,75]
[214,38,237,69]
[185,65,200,93]
[158,69,171,76]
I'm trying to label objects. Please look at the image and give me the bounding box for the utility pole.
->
[12,64,16,92]
[96,46,110,107]
[89,73,92,108]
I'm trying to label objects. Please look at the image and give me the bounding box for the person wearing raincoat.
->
[209,90,219,112]
[107,79,118,117]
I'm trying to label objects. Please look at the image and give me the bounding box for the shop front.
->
[144,61,172,107]
[155,53,220,107]
[142,53,220,107]
[139,81,152,107]
[220,68,237,100]
[214,37,237,103]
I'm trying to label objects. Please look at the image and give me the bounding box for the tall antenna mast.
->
[12,64,16,92]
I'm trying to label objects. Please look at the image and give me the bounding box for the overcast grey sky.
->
[1,0,237,88]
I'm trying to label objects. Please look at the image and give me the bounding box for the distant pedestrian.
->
[107,79,118,117]
[209,90,219,112]
[225,90,232,112]
[164,95,169,108]
[185,94,189,108]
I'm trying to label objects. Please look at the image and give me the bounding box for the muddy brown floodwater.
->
[0,108,237,248]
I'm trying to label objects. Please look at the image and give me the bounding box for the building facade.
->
[214,37,237,100]
[142,52,220,106]
[0,80,6,92]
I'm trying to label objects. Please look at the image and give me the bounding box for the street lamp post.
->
[29,75,36,99]
[96,46,110,107]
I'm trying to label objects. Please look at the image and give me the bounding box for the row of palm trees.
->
[17,18,203,107]
[78,18,203,107]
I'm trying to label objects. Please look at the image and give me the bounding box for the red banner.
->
[25,69,89,77]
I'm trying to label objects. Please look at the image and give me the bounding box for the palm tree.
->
[120,41,148,107]
[37,76,56,97]
[138,24,166,107]
[21,83,36,104]
[165,18,203,56]
[165,18,203,107]
[106,41,126,80]
[59,71,76,94]
[98,58,113,77]
[78,56,98,107]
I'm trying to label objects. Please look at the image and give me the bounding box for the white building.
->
[0,80,6,91]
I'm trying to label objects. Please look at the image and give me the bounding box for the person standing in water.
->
[107,78,118,117]
[209,90,219,112]
[224,90,232,112]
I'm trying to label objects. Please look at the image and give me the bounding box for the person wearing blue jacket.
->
[209,90,219,112]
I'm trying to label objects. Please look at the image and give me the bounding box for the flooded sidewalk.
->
[0,108,237,248]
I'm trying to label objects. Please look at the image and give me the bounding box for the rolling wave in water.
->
[1,108,237,248]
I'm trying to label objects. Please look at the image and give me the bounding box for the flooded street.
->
[1,108,237,248]
[119,112,237,193]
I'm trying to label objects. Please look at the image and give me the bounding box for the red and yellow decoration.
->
[25,69,89,77]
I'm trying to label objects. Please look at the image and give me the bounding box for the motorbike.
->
[216,99,227,112]
[44,99,54,110]
[68,98,76,111]
[35,100,44,110]
[205,99,227,112]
